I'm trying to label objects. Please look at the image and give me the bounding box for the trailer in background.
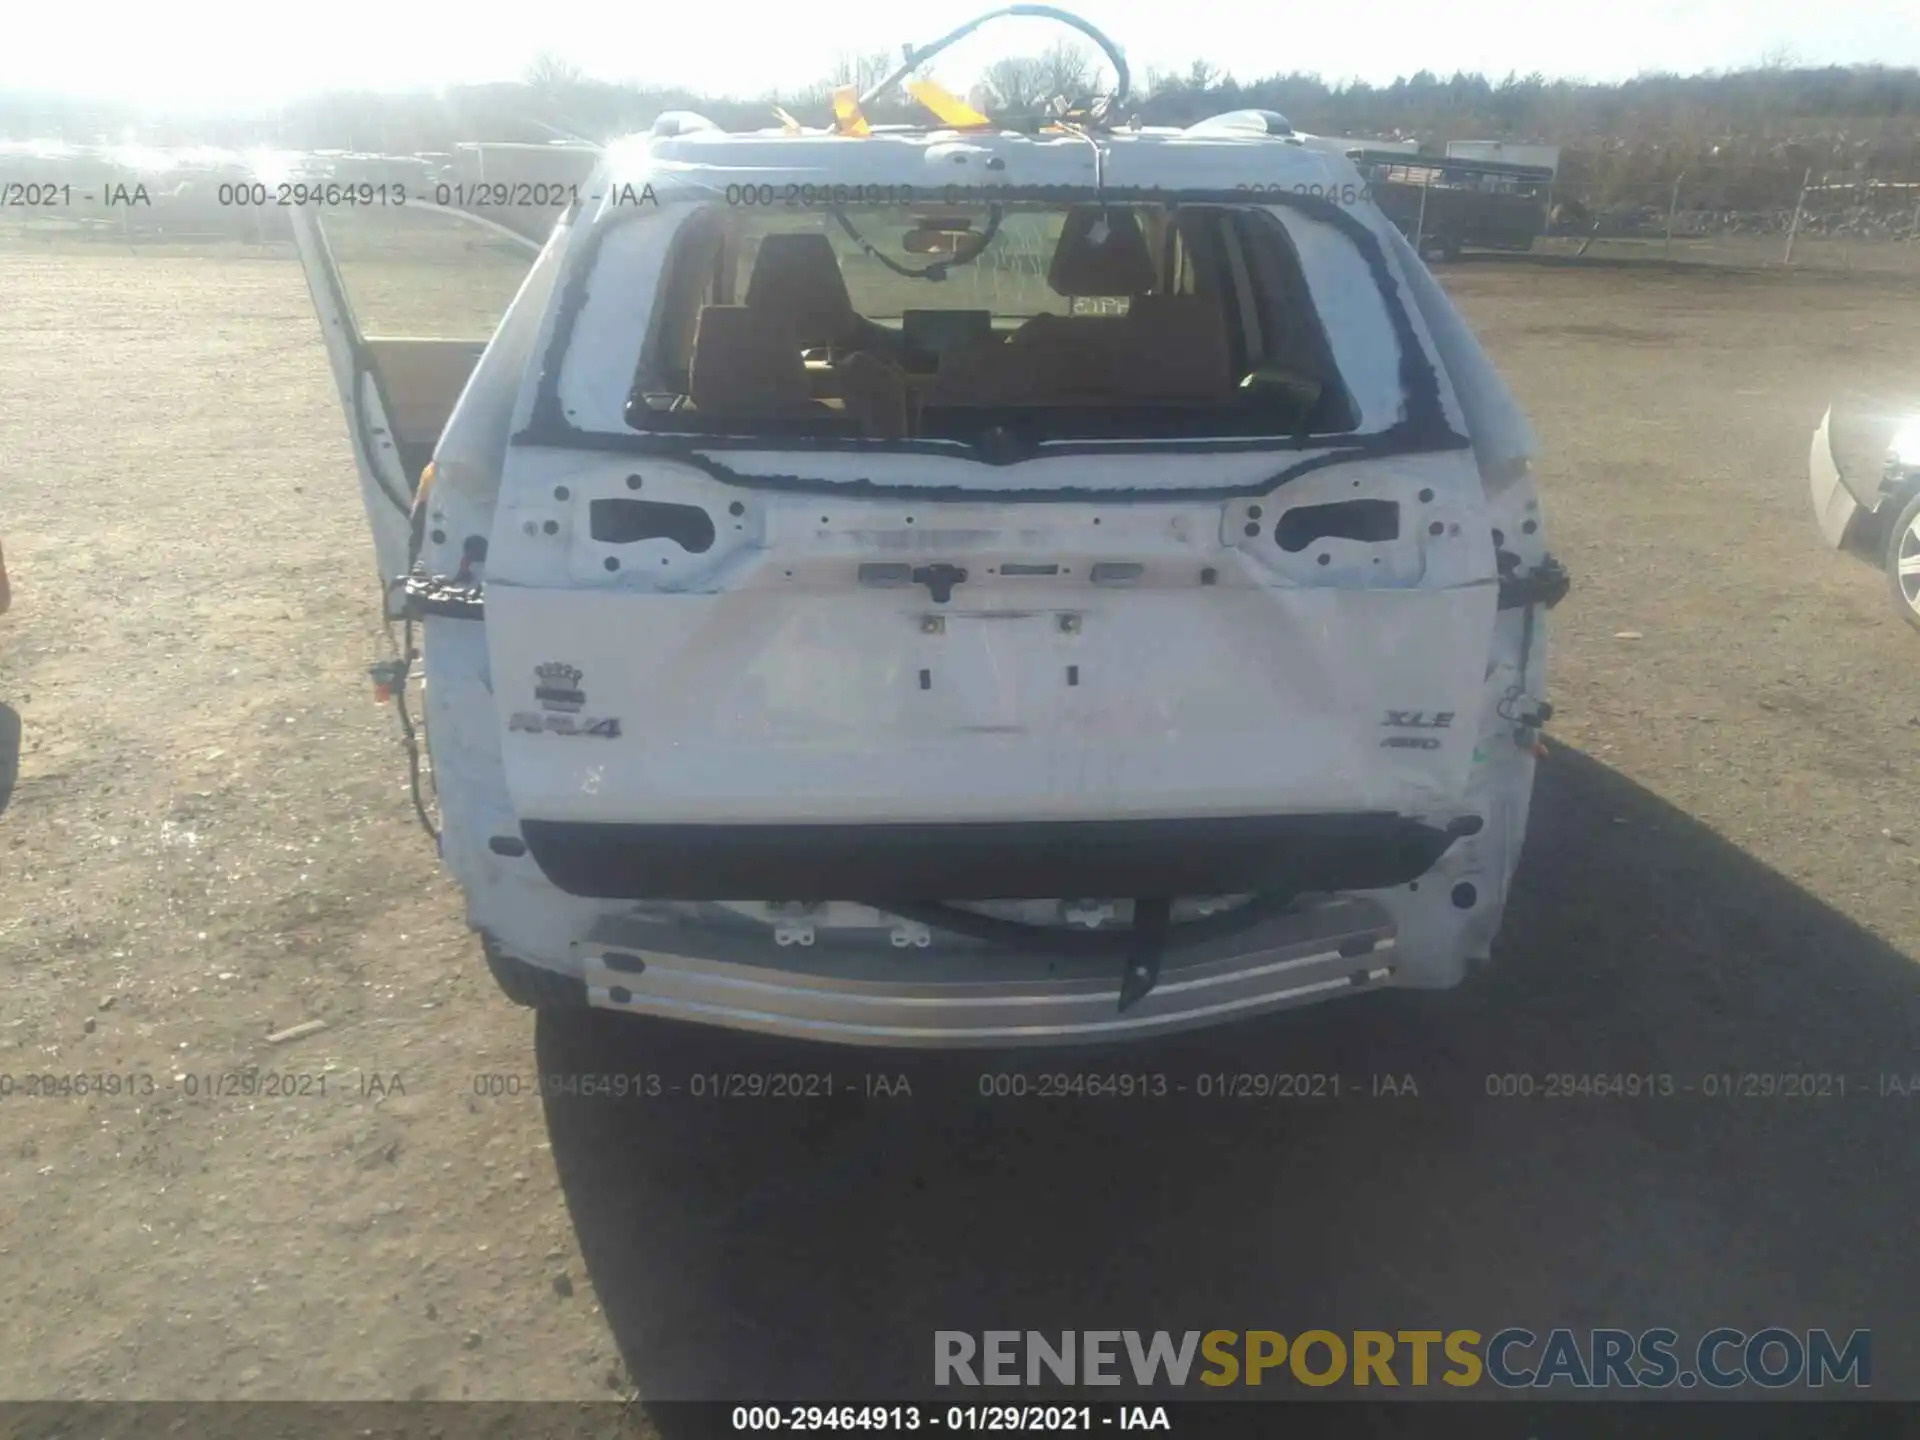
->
[1347,149,1556,259]
[1444,139,1562,176]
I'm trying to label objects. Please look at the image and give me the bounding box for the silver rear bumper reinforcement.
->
[574,895,1398,1048]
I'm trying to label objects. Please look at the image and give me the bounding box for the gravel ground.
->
[1,239,1918,1407]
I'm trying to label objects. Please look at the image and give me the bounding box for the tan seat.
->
[687,305,818,415]
[926,210,1235,410]
[996,207,1160,401]
[923,336,1037,408]
[1008,206,1157,364]
[744,232,866,351]
[740,232,913,434]
[836,350,911,439]
[1007,318,1128,401]
[938,301,1232,408]
[1118,293,1234,401]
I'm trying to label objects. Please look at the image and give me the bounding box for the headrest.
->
[1047,207,1157,298]
[743,232,859,348]
[688,305,813,413]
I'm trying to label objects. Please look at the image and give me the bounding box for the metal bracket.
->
[1061,899,1116,928]
[1116,897,1172,1012]
[402,572,485,621]
[912,563,969,604]
[1496,554,1571,611]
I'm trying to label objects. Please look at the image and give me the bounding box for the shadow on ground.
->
[0,702,19,818]
[536,747,1920,1412]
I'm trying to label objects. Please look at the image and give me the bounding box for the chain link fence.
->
[1532,167,1920,272]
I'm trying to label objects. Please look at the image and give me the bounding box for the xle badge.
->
[512,661,621,738]
[1380,710,1451,749]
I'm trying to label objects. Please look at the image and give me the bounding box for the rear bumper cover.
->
[566,895,1401,1047]
[518,812,1480,902]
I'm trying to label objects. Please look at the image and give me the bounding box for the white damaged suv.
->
[290,28,1567,1046]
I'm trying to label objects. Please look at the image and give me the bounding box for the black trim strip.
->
[403,573,485,620]
[518,812,1465,902]
[514,185,1467,498]
[579,431,1468,504]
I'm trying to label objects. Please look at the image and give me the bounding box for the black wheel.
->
[481,936,590,1010]
[1884,487,1920,634]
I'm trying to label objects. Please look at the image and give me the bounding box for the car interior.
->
[626,202,1360,444]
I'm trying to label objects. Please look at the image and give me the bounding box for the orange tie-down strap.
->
[832,86,871,137]
[834,77,995,135]
[906,78,991,128]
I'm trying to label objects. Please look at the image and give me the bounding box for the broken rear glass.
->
[623,201,1370,445]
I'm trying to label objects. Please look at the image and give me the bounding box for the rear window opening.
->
[623,202,1361,446]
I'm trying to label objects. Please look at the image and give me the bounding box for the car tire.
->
[1885,488,1920,634]
[480,936,591,1010]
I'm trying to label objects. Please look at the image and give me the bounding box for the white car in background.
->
[287,7,1568,1047]
[1811,405,1920,631]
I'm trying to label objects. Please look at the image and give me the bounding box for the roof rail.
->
[1185,110,1295,138]
[652,111,721,138]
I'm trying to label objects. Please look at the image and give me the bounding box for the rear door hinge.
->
[1496,554,1571,610]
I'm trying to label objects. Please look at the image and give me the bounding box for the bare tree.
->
[524,52,586,89]
[828,51,896,94]
[969,43,1104,116]
[971,55,1053,114]
[1037,40,1098,107]
[1184,58,1222,92]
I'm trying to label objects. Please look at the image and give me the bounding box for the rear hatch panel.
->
[484,449,1496,899]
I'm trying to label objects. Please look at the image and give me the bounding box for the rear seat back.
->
[687,306,818,414]
[1004,314,1128,401]
[928,296,1233,408]
[743,233,860,350]
[1122,293,1234,400]
[923,337,1038,408]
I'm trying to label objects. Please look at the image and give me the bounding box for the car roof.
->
[582,125,1376,221]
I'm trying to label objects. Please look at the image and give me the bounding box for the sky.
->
[4,0,1919,110]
